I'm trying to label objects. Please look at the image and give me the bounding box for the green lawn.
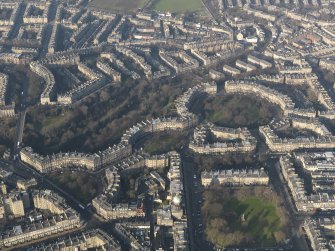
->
[202,188,287,248]
[139,132,188,155]
[41,112,72,132]
[224,197,281,244]
[152,0,204,13]
[89,0,149,11]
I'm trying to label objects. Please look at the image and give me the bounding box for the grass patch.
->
[89,0,149,12]
[202,187,288,248]
[152,0,204,12]
[41,112,72,132]
[203,95,280,128]
[47,171,100,204]
[225,197,281,242]
[138,132,188,155]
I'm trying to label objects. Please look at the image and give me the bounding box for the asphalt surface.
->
[181,153,213,251]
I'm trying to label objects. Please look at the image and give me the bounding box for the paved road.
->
[181,153,213,251]
[13,110,26,157]
[181,157,197,251]
[12,70,28,159]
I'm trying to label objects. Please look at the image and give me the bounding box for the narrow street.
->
[181,153,213,251]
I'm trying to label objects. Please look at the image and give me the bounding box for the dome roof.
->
[173,195,181,206]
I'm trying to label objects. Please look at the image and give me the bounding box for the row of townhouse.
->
[115,46,152,78]
[114,223,151,251]
[29,62,55,105]
[0,2,21,26]
[260,125,335,152]
[120,117,194,146]
[23,2,50,24]
[168,152,190,250]
[19,143,132,173]
[0,71,14,117]
[26,229,121,251]
[280,156,335,211]
[0,73,8,107]
[189,123,257,154]
[175,81,216,122]
[0,189,81,249]
[159,50,199,74]
[225,80,295,115]
[291,117,332,137]
[96,58,121,82]
[92,198,144,220]
[57,66,106,104]
[201,168,269,186]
